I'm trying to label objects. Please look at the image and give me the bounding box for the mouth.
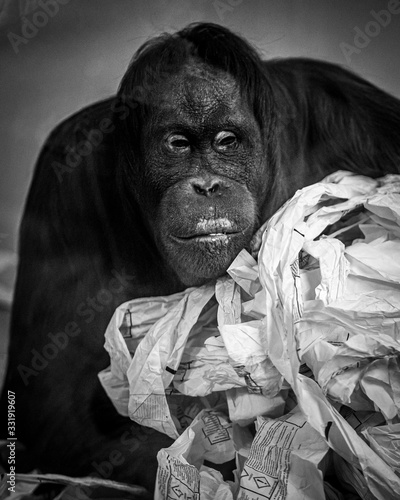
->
[172,218,241,243]
[176,233,235,244]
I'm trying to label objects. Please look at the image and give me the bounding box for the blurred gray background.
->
[1,0,400,255]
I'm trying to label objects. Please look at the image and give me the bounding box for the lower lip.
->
[173,233,235,243]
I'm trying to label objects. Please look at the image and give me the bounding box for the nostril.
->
[193,184,207,195]
[208,183,219,194]
[192,181,220,196]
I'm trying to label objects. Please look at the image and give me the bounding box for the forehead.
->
[152,63,254,130]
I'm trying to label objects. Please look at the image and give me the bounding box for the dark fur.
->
[1,22,400,498]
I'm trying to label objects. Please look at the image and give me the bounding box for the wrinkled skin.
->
[143,64,267,286]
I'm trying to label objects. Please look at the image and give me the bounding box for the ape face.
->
[140,63,268,286]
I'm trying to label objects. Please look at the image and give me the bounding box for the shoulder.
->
[32,97,118,185]
[43,96,118,153]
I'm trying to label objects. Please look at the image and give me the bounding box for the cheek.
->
[152,178,258,286]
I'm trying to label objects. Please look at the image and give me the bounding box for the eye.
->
[214,131,238,150]
[166,134,190,153]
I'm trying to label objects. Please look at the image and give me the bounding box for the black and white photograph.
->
[0,1,400,499]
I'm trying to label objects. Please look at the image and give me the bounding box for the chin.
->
[164,230,252,287]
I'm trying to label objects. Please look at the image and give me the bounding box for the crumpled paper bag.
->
[99,262,284,438]
[258,171,400,499]
[99,170,400,499]
[237,407,330,500]
[154,409,238,500]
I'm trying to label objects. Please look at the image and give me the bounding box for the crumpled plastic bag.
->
[258,171,400,499]
[99,262,284,438]
[154,409,238,500]
[237,407,330,500]
[154,406,331,500]
[362,423,400,474]
[99,171,400,499]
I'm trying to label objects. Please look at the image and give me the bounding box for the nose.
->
[191,178,222,197]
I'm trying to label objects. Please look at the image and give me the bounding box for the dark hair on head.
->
[114,22,276,199]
